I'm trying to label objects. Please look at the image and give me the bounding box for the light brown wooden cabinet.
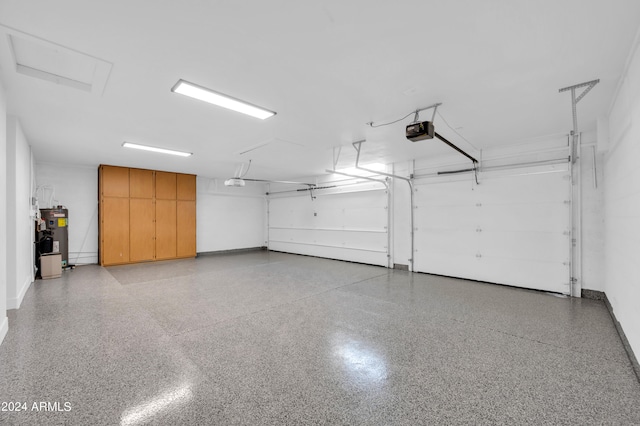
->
[102,197,129,265]
[101,165,130,198]
[99,165,196,266]
[177,200,197,257]
[129,168,154,198]
[156,171,177,199]
[156,199,177,260]
[177,174,196,200]
[129,198,155,262]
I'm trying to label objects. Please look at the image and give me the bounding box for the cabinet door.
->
[102,197,129,265]
[156,172,177,200]
[177,174,196,200]
[177,200,196,257]
[101,166,129,198]
[130,199,155,262]
[130,169,154,199]
[156,199,177,259]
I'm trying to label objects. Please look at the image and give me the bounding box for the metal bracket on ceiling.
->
[559,79,600,104]
[411,102,442,124]
[431,103,440,122]
[324,169,389,187]
[328,145,388,188]
[559,79,599,163]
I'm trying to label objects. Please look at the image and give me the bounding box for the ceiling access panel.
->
[2,27,113,96]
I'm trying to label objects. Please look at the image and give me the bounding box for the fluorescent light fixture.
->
[171,79,276,120]
[122,142,192,157]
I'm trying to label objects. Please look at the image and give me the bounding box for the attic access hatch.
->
[1,25,112,95]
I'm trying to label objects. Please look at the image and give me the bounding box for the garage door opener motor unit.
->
[402,105,478,167]
[406,121,435,141]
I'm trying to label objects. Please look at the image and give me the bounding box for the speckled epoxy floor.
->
[1,251,639,425]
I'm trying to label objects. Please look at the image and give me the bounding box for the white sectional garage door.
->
[268,186,389,266]
[413,164,571,293]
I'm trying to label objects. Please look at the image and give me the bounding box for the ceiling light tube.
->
[171,79,276,120]
[122,142,192,157]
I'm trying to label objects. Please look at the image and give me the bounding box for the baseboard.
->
[7,276,32,310]
[581,289,606,301]
[0,316,8,346]
[197,247,266,257]
[603,294,640,384]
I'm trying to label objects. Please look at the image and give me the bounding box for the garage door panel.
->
[415,229,478,254]
[416,251,480,279]
[269,228,387,251]
[269,202,313,228]
[269,241,388,266]
[474,257,569,292]
[480,172,570,204]
[480,231,569,263]
[269,186,389,266]
[343,207,387,229]
[414,166,570,293]
[318,190,388,210]
[481,203,569,232]
[418,206,480,229]
[415,179,478,200]
[312,207,386,230]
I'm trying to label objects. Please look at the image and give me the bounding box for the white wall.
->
[32,171,269,264]
[36,163,99,265]
[0,81,8,344]
[580,137,605,292]
[196,177,267,253]
[604,33,640,358]
[6,117,34,309]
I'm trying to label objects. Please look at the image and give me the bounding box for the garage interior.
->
[1,1,640,424]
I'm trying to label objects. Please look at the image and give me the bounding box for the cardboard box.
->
[41,253,62,279]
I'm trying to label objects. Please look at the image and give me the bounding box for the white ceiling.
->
[0,0,639,180]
